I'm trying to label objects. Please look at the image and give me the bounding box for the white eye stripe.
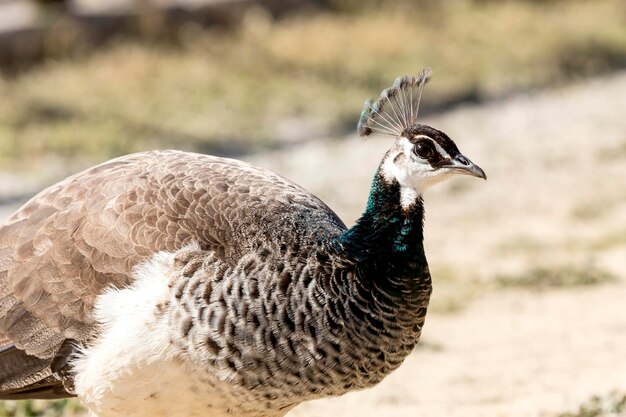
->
[398,137,415,155]
[382,134,460,205]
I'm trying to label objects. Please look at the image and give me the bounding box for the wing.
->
[0,337,70,400]
[0,150,346,361]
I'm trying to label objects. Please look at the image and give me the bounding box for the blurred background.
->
[0,0,625,416]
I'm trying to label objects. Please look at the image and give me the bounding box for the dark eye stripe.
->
[406,124,461,156]
[412,137,449,168]
[428,153,450,169]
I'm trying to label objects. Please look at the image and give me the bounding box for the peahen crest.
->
[358,68,432,137]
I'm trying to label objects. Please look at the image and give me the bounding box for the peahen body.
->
[0,69,485,416]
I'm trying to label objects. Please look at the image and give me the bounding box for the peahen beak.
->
[445,154,487,180]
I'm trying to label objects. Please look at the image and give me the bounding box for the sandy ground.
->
[1,72,625,416]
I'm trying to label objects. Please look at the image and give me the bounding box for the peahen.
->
[0,68,485,416]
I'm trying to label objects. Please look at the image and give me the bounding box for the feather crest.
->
[358,67,432,137]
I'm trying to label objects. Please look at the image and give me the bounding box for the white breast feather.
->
[73,245,234,417]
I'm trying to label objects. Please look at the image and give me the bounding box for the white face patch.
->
[381,136,456,209]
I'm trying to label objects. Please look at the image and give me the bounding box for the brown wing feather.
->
[0,341,71,400]
[0,150,345,359]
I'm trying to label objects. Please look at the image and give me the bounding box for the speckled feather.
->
[0,150,345,358]
[124,239,430,415]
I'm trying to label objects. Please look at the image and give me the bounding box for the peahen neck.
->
[333,168,427,280]
[310,166,431,394]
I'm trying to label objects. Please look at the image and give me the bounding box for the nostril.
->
[457,156,469,165]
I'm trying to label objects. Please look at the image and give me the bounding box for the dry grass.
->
[557,392,626,417]
[1,0,625,169]
[591,231,626,251]
[496,263,616,290]
[427,266,483,313]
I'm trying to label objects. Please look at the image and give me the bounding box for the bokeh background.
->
[0,0,625,416]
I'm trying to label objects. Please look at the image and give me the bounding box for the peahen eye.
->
[413,142,434,159]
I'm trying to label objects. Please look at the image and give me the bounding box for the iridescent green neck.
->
[332,170,427,279]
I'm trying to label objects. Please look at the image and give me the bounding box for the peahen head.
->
[358,68,486,209]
